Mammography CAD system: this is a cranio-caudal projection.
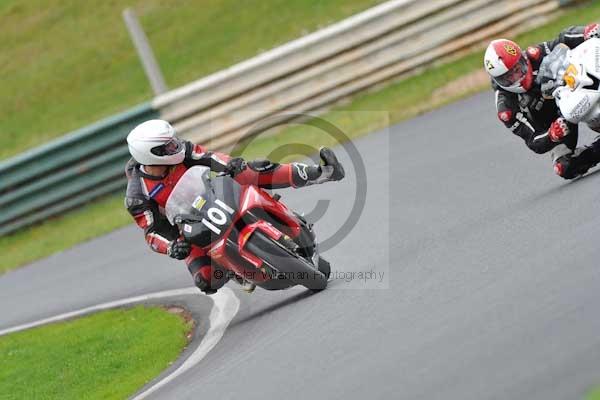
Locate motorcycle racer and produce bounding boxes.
[484,24,600,179]
[124,119,345,294]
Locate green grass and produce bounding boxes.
[587,387,600,400]
[235,0,600,155]
[0,306,192,400]
[2,1,600,275]
[0,0,382,161]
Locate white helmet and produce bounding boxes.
[484,39,533,94]
[127,119,186,165]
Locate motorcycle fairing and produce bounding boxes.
[207,184,304,287]
[174,173,242,247]
[166,166,318,291]
[555,39,600,124]
[237,221,283,268]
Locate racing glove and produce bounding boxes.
[224,157,247,177]
[540,79,558,100]
[549,118,570,143]
[167,239,191,260]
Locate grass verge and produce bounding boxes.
[235,0,600,155]
[0,306,192,400]
[587,387,600,400]
[1,1,600,274]
[0,0,382,161]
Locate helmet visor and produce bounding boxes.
[150,138,184,157]
[494,56,528,88]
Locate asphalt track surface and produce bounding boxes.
[2,92,600,399]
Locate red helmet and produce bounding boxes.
[484,39,533,93]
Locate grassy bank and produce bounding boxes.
[238,0,600,153]
[0,0,382,161]
[2,1,600,274]
[0,306,192,400]
[588,387,600,400]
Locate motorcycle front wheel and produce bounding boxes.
[244,231,328,291]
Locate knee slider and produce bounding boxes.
[193,272,218,294]
[193,272,209,290]
[554,156,577,179]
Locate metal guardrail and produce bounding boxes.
[155,0,567,150]
[0,0,575,236]
[0,103,158,236]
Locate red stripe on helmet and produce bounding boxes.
[492,39,522,70]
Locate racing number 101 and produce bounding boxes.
[202,199,235,235]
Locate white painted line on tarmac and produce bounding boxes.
[0,287,200,337]
[132,286,240,399]
[0,286,241,400]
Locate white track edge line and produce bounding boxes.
[0,286,241,400]
[132,286,240,399]
[0,287,200,336]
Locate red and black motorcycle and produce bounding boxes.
[165,166,331,291]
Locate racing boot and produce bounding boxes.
[291,147,345,186]
[554,154,578,179]
[552,144,577,179]
[574,137,600,170]
[554,138,600,179]
[318,147,345,182]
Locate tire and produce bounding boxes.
[245,231,328,291]
[318,257,331,279]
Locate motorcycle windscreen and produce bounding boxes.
[165,166,212,225]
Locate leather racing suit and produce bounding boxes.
[493,24,600,179]
[125,141,336,293]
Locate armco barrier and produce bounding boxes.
[0,103,158,236]
[155,0,567,149]
[0,0,576,236]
